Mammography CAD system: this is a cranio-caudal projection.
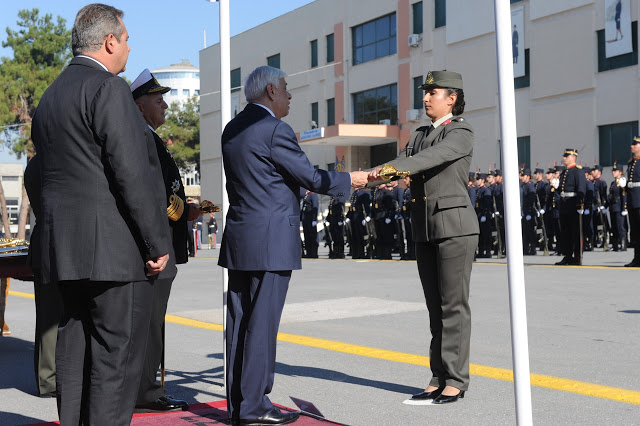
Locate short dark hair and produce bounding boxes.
[72,4,124,56]
[446,88,465,116]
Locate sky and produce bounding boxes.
[0,0,315,164]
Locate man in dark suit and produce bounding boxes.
[130,69,201,412]
[24,155,61,399]
[218,65,368,425]
[31,5,173,425]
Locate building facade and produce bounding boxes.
[0,163,25,236]
[200,0,640,205]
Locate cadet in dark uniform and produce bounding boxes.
[391,180,406,258]
[301,190,319,258]
[347,188,370,259]
[130,69,197,411]
[401,176,415,260]
[327,194,346,258]
[607,162,627,251]
[549,165,565,254]
[494,169,506,256]
[376,183,397,260]
[591,165,609,248]
[625,137,640,267]
[533,168,548,252]
[555,149,586,265]
[371,71,478,403]
[582,167,595,251]
[542,167,558,253]
[371,185,384,258]
[520,169,537,255]
[475,173,492,258]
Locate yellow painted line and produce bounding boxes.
[8,290,34,299]
[10,290,640,405]
[164,315,640,406]
[474,262,634,270]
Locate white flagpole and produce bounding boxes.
[493,1,533,424]
[217,0,231,392]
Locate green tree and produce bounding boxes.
[157,96,200,172]
[0,9,70,238]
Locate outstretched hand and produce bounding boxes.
[350,171,370,189]
[368,167,383,182]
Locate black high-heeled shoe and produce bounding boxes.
[432,390,465,404]
[411,387,444,400]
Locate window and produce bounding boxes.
[311,102,318,126]
[413,76,424,109]
[599,121,639,166]
[327,98,335,126]
[183,89,190,96]
[194,90,200,96]
[597,22,638,72]
[353,83,398,125]
[267,54,280,69]
[231,67,241,93]
[326,33,335,63]
[352,13,397,65]
[154,72,199,79]
[412,2,423,34]
[517,136,531,169]
[170,89,177,96]
[510,0,524,3]
[435,0,446,28]
[6,198,18,225]
[311,39,318,68]
[514,49,530,89]
[327,163,336,172]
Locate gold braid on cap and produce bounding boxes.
[167,194,185,221]
[379,164,410,181]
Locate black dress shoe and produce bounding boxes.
[555,257,570,265]
[432,390,465,404]
[238,407,300,425]
[624,259,640,267]
[411,387,444,400]
[135,395,189,411]
[568,258,581,266]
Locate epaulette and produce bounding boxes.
[576,165,583,169]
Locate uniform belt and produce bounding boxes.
[628,182,640,188]
[560,192,576,197]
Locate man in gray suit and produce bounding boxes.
[371,71,478,404]
[31,4,173,424]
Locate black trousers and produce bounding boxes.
[559,210,581,260]
[137,277,174,404]
[416,234,478,391]
[33,271,62,396]
[226,270,291,420]
[629,207,640,255]
[56,280,152,426]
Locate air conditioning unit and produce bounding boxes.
[408,34,422,47]
[406,109,421,122]
[378,119,391,125]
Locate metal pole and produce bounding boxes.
[493,1,533,424]
[218,0,231,392]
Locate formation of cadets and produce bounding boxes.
[299,142,640,267]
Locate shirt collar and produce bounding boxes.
[252,103,275,118]
[76,55,109,72]
[431,113,454,128]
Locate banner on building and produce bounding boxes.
[511,6,525,78]
[605,0,632,58]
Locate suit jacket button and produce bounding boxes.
[423,196,427,201]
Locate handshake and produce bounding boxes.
[349,165,409,189]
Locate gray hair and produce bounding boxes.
[72,4,124,56]
[244,66,287,102]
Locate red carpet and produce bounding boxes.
[23,400,344,425]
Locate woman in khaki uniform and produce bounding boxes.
[371,71,478,404]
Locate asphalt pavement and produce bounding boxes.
[1,245,639,425]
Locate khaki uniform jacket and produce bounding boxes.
[385,116,479,242]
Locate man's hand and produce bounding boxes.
[368,167,383,182]
[187,203,202,221]
[146,253,169,276]
[350,171,370,189]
